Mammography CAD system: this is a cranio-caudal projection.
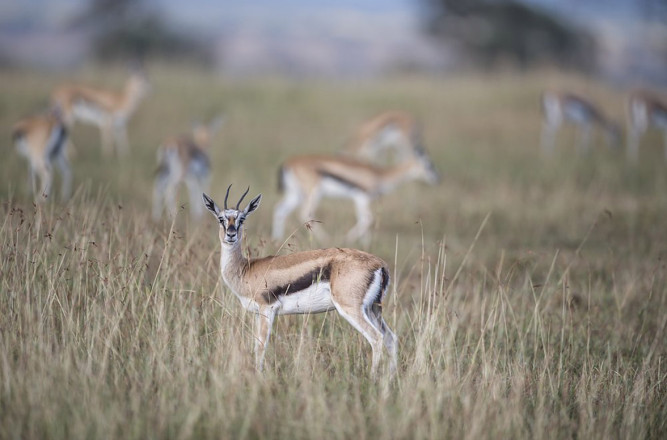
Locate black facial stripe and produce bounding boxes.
[262,265,332,304]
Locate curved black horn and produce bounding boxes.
[236,186,250,210]
[224,184,232,210]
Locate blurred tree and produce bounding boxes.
[420,0,597,70]
[70,0,214,65]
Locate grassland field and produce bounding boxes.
[0,65,665,439]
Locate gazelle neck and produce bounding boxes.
[219,239,245,273]
[119,78,145,116]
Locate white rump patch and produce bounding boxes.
[363,268,383,310]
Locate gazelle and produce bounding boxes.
[203,186,398,375]
[272,146,440,244]
[345,111,423,162]
[152,116,224,221]
[626,90,667,162]
[12,108,72,202]
[51,69,150,155]
[540,90,621,155]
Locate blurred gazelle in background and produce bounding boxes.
[51,68,150,155]
[152,115,224,221]
[540,90,621,155]
[12,107,72,202]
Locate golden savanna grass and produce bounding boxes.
[0,65,665,439]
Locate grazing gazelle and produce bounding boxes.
[12,108,72,202]
[540,90,621,155]
[203,186,398,375]
[152,116,223,221]
[272,146,440,244]
[51,69,150,155]
[626,90,667,162]
[345,111,423,162]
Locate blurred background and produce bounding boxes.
[1,0,666,83]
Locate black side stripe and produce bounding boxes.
[48,125,68,160]
[316,169,365,192]
[262,265,332,304]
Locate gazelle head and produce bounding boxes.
[410,145,440,185]
[203,185,262,247]
[126,68,151,100]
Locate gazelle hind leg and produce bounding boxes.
[152,170,179,221]
[35,164,52,202]
[331,299,384,375]
[28,167,36,196]
[370,303,398,374]
[100,123,114,156]
[627,130,641,162]
[185,174,208,219]
[299,190,329,241]
[152,172,168,221]
[114,124,130,154]
[576,124,592,154]
[55,154,72,201]
[272,187,302,240]
[540,123,557,156]
[362,268,397,374]
[346,194,372,245]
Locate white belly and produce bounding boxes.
[72,103,110,126]
[274,281,335,315]
[320,178,362,199]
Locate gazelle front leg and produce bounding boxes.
[185,175,208,220]
[254,308,276,372]
[114,122,130,155]
[100,122,114,156]
[540,122,558,156]
[332,298,385,376]
[28,166,36,196]
[346,194,373,246]
[35,164,52,202]
[300,190,329,241]
[55,154,72,201]
[627,128,641,163]
[576,124,592,154]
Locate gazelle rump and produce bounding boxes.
[272,147,440,244]
[626,90,667,163]
[345,110,423,162]
[51,70,150,155]
[152,116,223,221]
[12,108,72,202]
[203,186,398,375]
[540,90,621,155]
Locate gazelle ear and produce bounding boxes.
[202,193,221,218]
[245,194,262,215]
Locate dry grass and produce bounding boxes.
[0,65,665,439]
